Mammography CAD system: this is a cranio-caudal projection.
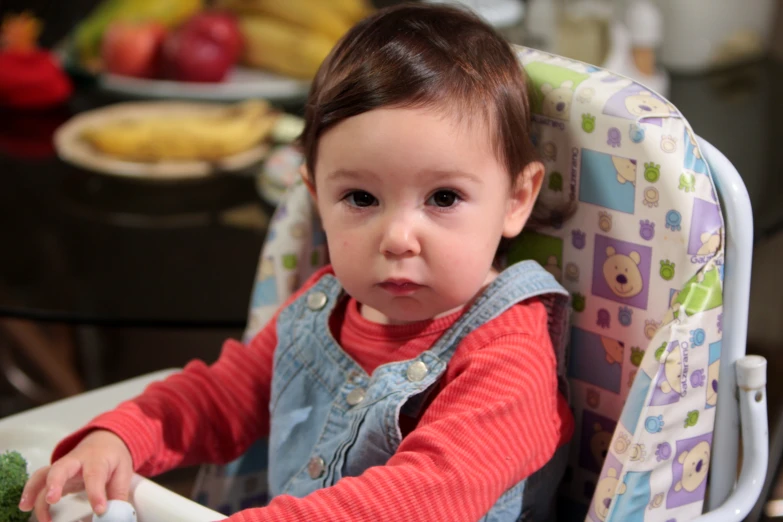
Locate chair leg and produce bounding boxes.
[0,318,85,403]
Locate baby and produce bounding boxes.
[21,3,574,521]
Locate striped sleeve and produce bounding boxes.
[50,267,336,474]
[51,324,278,475]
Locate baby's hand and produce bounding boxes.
[18,430,134,522]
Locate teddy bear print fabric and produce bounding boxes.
[512,47,724,522]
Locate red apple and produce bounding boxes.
[182,11,243,62]
[101,21,166,78]
[161,11,243,83]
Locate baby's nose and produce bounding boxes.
[380,214,421,257]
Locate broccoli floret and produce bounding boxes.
[0,450,29,522]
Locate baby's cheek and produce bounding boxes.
[442,255,489,290]
[324,230,347,251]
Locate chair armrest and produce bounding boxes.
[131,474,227,521]
[692,355,769,522]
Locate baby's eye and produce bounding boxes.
[427,190,460,208]
[345,190,377,207]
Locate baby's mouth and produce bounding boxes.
[378,279,424,296]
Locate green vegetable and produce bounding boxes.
[0,450,29,522]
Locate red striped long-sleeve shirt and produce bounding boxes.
[53,266,574,521]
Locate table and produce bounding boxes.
[0,85,274,402]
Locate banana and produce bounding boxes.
[127,0,203,27]
[81,100,279,162]
[73,0,125,65]
[330,0,374,23]
[217,0,352,40]
[73,0,203,64]
[239,16,336,79]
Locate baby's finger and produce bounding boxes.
[82,460,110,515]
[45,458,83,505]
[19,466,49,511]
[106,464,132,502]
[34,487,54,522]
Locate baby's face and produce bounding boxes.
[311,107,527,324]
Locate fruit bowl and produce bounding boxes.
[88,9,311,104]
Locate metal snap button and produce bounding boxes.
[346,388,366,406]
[307,291,328,311]
[307,456,325,479]
[406,360,429,382]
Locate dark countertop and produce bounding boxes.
[0,154,270,327]
[668,58,783,243]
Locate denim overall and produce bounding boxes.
[268,260,571,521]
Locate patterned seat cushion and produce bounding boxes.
[515,47,723,522]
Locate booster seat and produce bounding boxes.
[0,46,765,522]
[191,46,769,522]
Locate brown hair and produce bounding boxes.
[298,2,538,186]
[298,2,574,233]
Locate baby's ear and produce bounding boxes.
[503,161,545,237]
[300,164,316,199]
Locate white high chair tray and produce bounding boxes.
[0,369,226,522]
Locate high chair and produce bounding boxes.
[0,47,767,522]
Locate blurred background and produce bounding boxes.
[0,0,781,519]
